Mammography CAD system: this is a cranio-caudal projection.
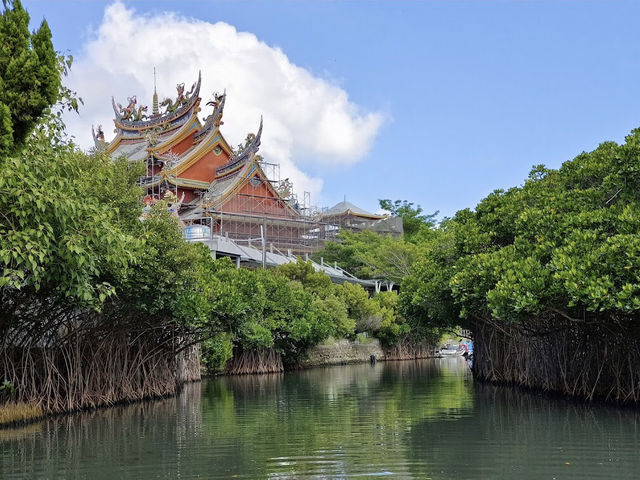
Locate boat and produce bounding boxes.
[438,344,464,356]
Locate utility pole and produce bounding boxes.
[260,218,267,269]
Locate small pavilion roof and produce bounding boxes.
[323,201,386,220]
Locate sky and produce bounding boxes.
[22,0,640,218]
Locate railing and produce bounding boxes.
[137,175,161,186]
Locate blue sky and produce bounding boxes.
[23,0,640,218]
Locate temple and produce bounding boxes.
[95,71,321,254]
[94,72,401,258]
[320,201,403,240]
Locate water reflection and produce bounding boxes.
[1,359,639,479]
[410,382,640,479]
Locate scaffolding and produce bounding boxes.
[139,153,178,203]
[320,208,403,240]
[180,158,329,255]
[174,156,401,254]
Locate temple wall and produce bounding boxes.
[221,181,291,217]
[180,151,219,183]
[170,132,196,156]
[178,188,198,204]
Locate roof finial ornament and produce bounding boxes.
[91,124,106,150]
[152,67,159,116]
[205,89,226,127]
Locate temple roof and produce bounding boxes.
[216,116,262,176]
[101,72,299,222]
[201,156,298,216]
[149,113,201,154]
[203,158,264,207]
[110,141,149,161]
[323,201,386,220]
[111,71,202,134]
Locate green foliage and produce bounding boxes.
[198,259,360,367]
[379,198,438,241]
[372,291,410,346]
[201,333,234,374]
[0,0,61,155]
[313,236,368,277]
[313,210,446,347]
[312,295,353,339]
[0,380,15,396]
[114,202,218,326]
[0,136,138,307]
[276,258,336,297]
[400,226,461,332]
[400,126,640,338]
[0,379,17,406]
[451,134,640,322]
[340,282,380,333]
[314,230,421,284]
[274,259,361,348]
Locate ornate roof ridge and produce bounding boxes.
[112,71,202,131]
[195,90,226,140]
[148,112,201,154]
[216,116,263,175]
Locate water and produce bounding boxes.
[2,358,640,479]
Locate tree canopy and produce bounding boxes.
[379,199,438,241]
[0,0,61,156]
[398,129,640,338]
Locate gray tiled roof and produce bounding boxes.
[323,201,382,218]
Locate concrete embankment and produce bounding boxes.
[299,338,385,368]
[298,338,439,368]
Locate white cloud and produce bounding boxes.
[65,2,384,199]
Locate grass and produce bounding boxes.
[0,402,43,427]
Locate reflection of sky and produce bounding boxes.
[3,359,639,479]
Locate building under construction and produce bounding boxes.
[94,72,401,258]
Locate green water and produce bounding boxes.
[2,358,640,479]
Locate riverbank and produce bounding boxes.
[0,342,201,429]
[299,337,438,368]
[299,337,385,367]
[1,338,437,429]
[473,319,640,405]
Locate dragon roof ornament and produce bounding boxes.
[91,124,107,151]
[112,71,202,130]
[195,89,226,140]
[215,116,263,176]
[234,115,262,160]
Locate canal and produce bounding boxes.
[2,359,640,479]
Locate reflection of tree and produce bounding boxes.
[197,360,474,478]
[0,390,203,479]
[4,361,640,478]
[408,382,640,480]
[1,360,476,479]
